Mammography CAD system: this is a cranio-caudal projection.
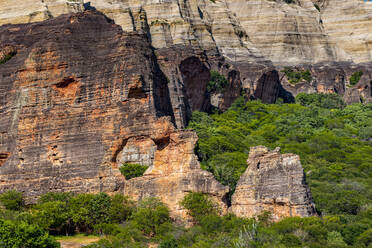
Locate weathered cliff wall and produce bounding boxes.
[0,1,370,220]
[1,0,370,104]
[0,12,228,217]
[1,0,371,65]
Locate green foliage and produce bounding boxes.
[281,67,312,84]
[188,95,372,246]
[0,190,24,211]
[207,71,228,93]
[0,53,15,65]
[132,198,171,236]
[1,190,370,248]
[0,219,60,248]
[32,201,71,234]
[314,3,320,11]
[38,192,73,204]
[349,71,363,86]
[159,237,178,248]
[109,195,134,223]
[119,163,148,180]
[295,93,346,109]
[181,192,218,223]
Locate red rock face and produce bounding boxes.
[0,11,229,217]
[0,10,364,220]
[0,11,175,201]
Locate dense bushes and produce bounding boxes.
[1,189,371,247]
[0,52,16,65]
[188,94,371,245]
[119,163,148,180]
[0,219,60,248]
[181,192,219,222]
[0,190,24,211]
[295,93,345,109]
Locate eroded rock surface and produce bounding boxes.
[124,130,229,219]
[1,0,371,104]
[1,0,371,65]
[230,146,316,220]
[0,11,228,216]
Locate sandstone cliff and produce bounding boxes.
[1,0,371,65]
[230,146,316,220]
[1,0,371,104]
[0,0,369,221]
[0,12,228,217]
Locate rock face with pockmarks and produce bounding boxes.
[230,146,316,220]
[0,11,228,216]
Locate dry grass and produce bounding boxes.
[55,234,100,248]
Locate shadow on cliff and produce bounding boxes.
[83,2,96,11]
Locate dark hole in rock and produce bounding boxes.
[153,136,170,151]
[128,87,147,99]
[0,153,10,166]
[257,162,260,169]
[55,77,76,88]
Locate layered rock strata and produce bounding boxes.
[1,0,371,65]
[1,0,371,104]
[0,11,228,216]
[279,62,372,104]
[230,146,316,220]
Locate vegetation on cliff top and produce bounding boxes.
[281,67,312,84]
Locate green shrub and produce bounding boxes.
[295,93,345,109]
[89,193,112,225]
[181,192,219,222]
[132,198,171,236]
[0,190,24,211]
[349,71,363,86]
[314,3,320,11]
[0,219,60,248]
[33,201,71,234]
[119,163,148,180]
[282,67,312,84]
[38,192,73,204]
[159,237,179,248]
[109,194,134,223]
[0,53,16,65]
[356,228,372,247]
[207,71,228,93]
